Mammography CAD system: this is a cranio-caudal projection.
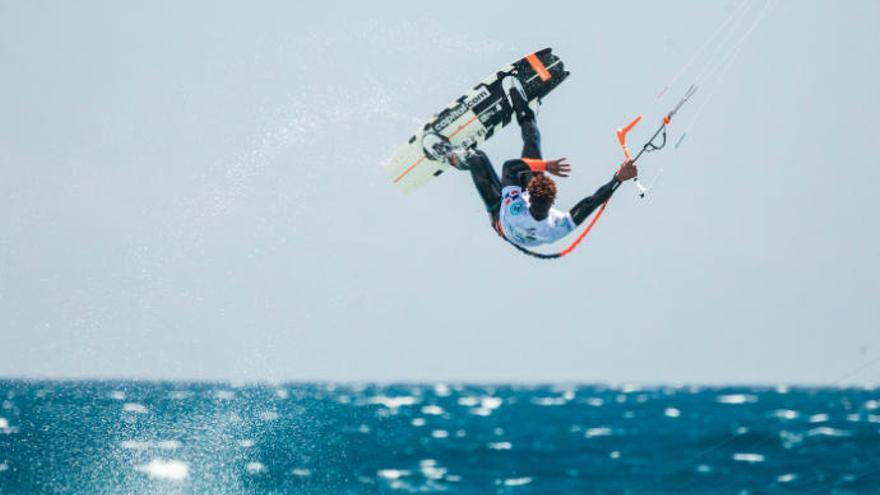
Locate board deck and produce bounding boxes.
[385,48,570,193]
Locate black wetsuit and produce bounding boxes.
[463,101,620,230]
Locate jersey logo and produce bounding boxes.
[509,202,524,216]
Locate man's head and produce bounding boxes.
[527,174,557,220]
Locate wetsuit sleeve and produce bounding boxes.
[501,159,535,189]
[569,174,620,226]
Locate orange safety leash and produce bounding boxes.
[558,199,610,257]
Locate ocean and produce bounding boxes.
[0,381,877,494]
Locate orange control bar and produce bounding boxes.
[616,115,642,161]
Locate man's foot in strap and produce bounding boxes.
[424,132,471,170]
[502,75,535,124]
[447,147,475,171]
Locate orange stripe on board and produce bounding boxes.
[526,53,551,82]
[394,114,479,185]
[448,115,478,139]
[393,155,426,184]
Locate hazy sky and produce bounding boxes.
[1,1,878,384]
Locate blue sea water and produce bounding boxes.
[0,381,877,494]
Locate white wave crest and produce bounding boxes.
[488,441,512,450]
[807,427,851,437]
[732,453,765,463]
[717,394,757,405]
[135,459,189,481]
[503,477,532,486]
[585,427,613,438]
[368,396,418,409]
[122,403,148,414]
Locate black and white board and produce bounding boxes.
[386,48,570,192]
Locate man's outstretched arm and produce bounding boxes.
[569,160,637,225]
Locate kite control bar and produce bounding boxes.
[616,115,642,162]
[616,85,698,196]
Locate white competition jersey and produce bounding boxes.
[498,185,575,247]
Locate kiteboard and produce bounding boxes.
[385,48,570,193]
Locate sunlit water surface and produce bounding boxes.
[0,381,878,494]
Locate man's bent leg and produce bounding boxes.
[520,119,542,160]
[510,88,542,160]
[466,150,503,216]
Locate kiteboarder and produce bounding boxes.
[449,77,638,247]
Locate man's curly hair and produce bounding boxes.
[527,174,557,209]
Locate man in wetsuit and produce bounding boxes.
[449,76,638,247]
